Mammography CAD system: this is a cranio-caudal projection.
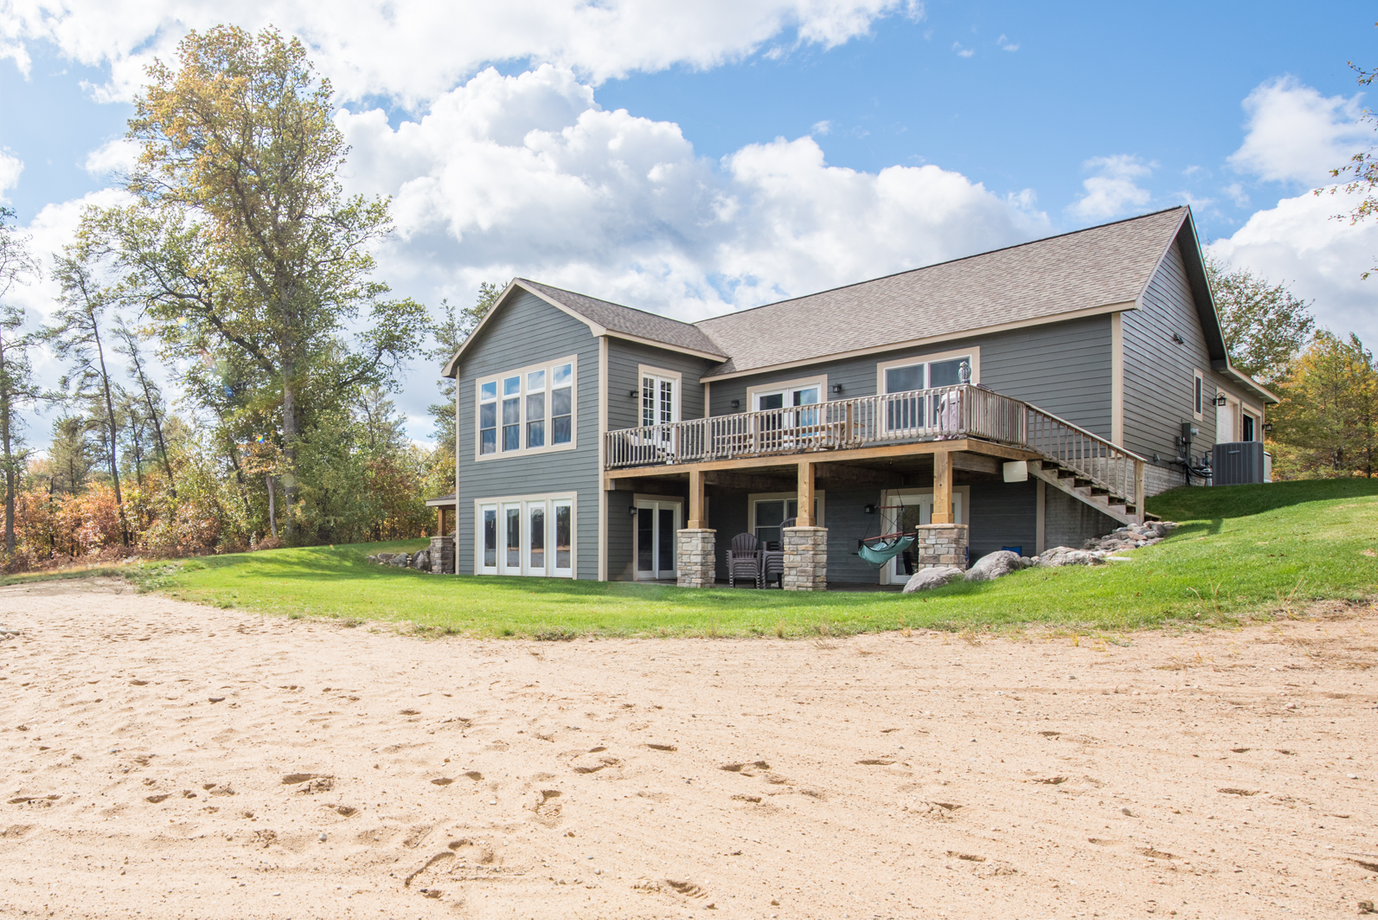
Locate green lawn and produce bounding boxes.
[81,478,1378,638]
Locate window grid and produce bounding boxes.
[476,358,576,459]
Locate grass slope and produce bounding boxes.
[119,478,1378,638]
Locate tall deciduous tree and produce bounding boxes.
[113,319,176,496]
[1323,40,1378,276]
[0,207,41,555]
[1271,331,1378,478]
[96,25,426,539]
[1205,256,1314,382]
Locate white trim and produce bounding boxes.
[631,496,683,581]
[701,301,1135,383]
[747,374,828,411]
[1215,386,1242,443]
[1110,313,1124,446]
[1192,368,1205,422]
[875,346,981,393]
[637,363,683,426]
[473,491,577,578]
[474,355,578,462]
[597,336,608,582]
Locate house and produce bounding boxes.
[438,206,1276,589]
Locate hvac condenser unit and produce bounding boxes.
[1212,441,1267,486]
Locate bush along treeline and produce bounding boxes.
[0,26,459,571]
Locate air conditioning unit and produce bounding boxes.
[1212,441,1267,486]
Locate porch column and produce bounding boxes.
[784,459,827,590]
[688,469,707,529]
[678,469,716,588]
[932,449,954,525]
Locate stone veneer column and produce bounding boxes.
[782,526,828,591]
[676,529,716,588]
[429,536,455,574]
[914,524,969,570]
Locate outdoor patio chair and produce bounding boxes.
[726,532,762,589]
[762,547,784,588]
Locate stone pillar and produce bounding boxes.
[915,523,968,571]
[782,525,828,591]
[429,536,455,574]
[677,529,716,588]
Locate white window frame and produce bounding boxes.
[748,490,826,548]
[474,356,577,461]
[474,492,576,578]
[637,364,682,428]
[875,346,981,394]
[747,375,828,412]
[632,495,682,581]
[1192,369,1205,421]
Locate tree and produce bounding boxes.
[1205,256,1314,382]
[1322,38,1378,276]
[0,207,41,555]
[427,282,502,450]
[113,319,176,496]
[49,249,129,544]
[94,25,426,540]
[1270,331,1378,478]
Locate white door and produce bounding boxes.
[880,490,965,585]
[550,499,573,578]
[1217,397,1237,444]
[634,500,680,580]
[478,503,499,574]
[500,502,523,575]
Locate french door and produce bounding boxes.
[879,489,964,585]
[634,500,680,580]
[478,496,573,577]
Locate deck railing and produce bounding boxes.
[605,384,1148,509]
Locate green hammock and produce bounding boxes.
[858,534,915,566]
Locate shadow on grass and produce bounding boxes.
[1148,478,1378,523]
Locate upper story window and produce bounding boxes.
[640,366,681,428]
[877,350,977,431]
[477,357,576,459]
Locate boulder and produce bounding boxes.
[411,550,430,571]
[390,553,410,568]
[902,565,964,594]
[375,553,395,563]
[964,550,1027,582]
[1035,546,1105,567]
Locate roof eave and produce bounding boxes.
[441,279,609,378]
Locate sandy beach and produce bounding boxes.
[0,578,1374,919]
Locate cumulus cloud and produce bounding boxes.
[1069,154,1153,220]
[0,150,23,202]
[1208,186,1378,345]
[83,137,140,178]
[337,65,1048,325]
[4,0,923,106]
[1228,76,1372,186]
[997,34,1018,51]
[951,41,974,58]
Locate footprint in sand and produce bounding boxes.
[145,794,170,804]
[430,777,454,786]
[282,773,335,794]
[463,771,483,781]
[572,756,620,775]
[666,879,709,899]
[533,789,563,826]
[646,743,677,752]
[720,760,770,774]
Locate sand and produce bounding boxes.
[0,578,1374,919]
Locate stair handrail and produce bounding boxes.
[1022,401,1148,509]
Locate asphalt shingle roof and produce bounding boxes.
[694,207,1188,376]
[519,279,727,359]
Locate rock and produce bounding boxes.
[376,553,395,563]
[411,550,430,571]
[964,550,1026,582]
[1034,546,1106,567]
[390,553,410,568]
[903,566,964,594]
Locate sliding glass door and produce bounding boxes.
[476,496,574,578]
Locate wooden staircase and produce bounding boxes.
[1022,405,1148,526]
[1027,458,1143,526]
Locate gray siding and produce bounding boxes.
[968,480,1038,559]
[606,340,713,430]
[708,316,1115,440]
[1044,488,1119,549]
[455,290,601,580]
[1125,240,1223,472]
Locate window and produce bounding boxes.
[1192,370,1205,420]
[476,494,574,577]
[640,368,680,428]
[749,492,825,550]
[878,352,974,433]
[633,499,680,581]
[1242,413,1256,442]
[748,377,825,440]
[476,357,576,458]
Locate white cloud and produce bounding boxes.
[337,65,1048,327]
[811,119,832,136]
[4,0,923,107]
[1069,154,1153,220]
[83,137,139,177]
[951,41,974,58]
[997,34,1018,52]
[1228,76,1372,186]
[1208,185,1378,345]
[0,149,23,202]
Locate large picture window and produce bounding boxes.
[476,493,575,577]
[877,350,977,433]
[475,357,577,459]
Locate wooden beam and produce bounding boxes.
[951,451,1000,475]
[603,437,1039,481]
[932,450,954,524]
[796,460,816,526]
[813,463,893,487]
[688,469,706,529]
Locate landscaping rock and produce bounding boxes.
[390,553,410,568]
[964,550,1027,582]
[411,550,430,571]
[902,566,963,593]
[1034,546,1106,567]
[376,553,395,564]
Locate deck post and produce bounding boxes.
[688,469,706,530]
[796,460,815,527]
[932,449,954,524]
[1134,459,1146,524]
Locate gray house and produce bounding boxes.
[439,206,1275,589]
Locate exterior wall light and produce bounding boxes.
[1172,332,1185,345]
[730,399,740,410]
[629,505,639,517]
[830,384,843,394]
[1214,394,1228,406]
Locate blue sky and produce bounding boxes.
[2,1,1377,447]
